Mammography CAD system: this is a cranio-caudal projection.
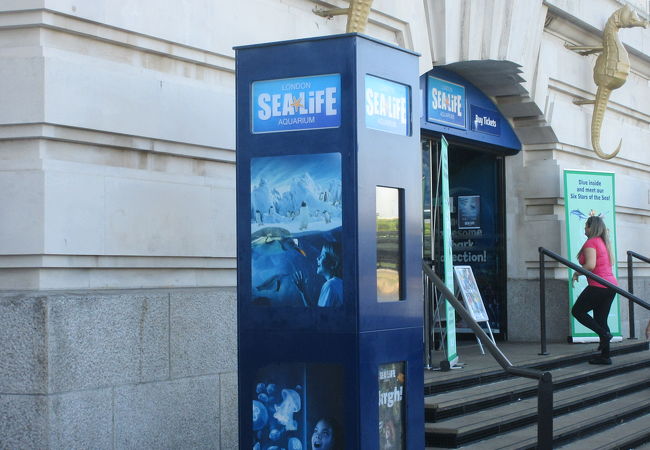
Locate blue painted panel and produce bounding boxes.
[365,75,410,135]
[421,67,521,153]
[470,104,500,136]
[359,327,424,449]
[355,37,423,333]
[252,74,341,133]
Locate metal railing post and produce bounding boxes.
[537,371,554,449]
[627,251,636,339]
[539,248,548,355]
[423,262,554,448]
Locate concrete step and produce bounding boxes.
[425,351,650,421]
[424,369,650,447]
[424,340,649,395]
[556,414,650,450]
[426,387,650,449]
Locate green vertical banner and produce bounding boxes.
[441,136,457,363]
[564,170,620,342]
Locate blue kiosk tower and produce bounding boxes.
[235,34,423,449]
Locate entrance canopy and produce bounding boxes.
[420,67,522,154]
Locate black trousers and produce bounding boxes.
[571,285,616,355]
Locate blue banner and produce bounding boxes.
[252,74,341,133]
[427,76,466,129]
[365,75,409,136]
[470,105,500,136]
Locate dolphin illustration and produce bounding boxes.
[570,209,588,220]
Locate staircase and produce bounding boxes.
[424,341,650,449]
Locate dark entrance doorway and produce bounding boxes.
[422,136,507,337]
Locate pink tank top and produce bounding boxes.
[578,237,617,288]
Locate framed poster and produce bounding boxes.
[250,153,343,308]
[453,265,489,323]
[457,195,480,229]
[378,362,405,450]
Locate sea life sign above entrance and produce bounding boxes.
[426,76,466,129]
[420,68,521,154]
[252,74,341,133]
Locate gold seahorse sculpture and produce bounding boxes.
[566,5,647,160]
[313,0,374,33]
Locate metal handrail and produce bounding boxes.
[538,247,650,353]
[627,250,650,339]
[422,262,553,449]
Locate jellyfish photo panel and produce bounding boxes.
[235,33,423,448]
[252,363,345,450]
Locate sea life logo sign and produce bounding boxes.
[564,170,620,341]
[427,76,466,129]
[253,363,344,450]
[365,75,410,136]
[251,153,343,307]
[252,74,341,133]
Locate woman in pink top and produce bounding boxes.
[571,216,617,365]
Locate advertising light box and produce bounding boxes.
[426,76,466,129]
[236,34,423,449]
[365,75,410,136]
[252,74,341,133]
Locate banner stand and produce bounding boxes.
[563,170,621,343]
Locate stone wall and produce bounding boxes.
[508,276,650,342]
[0,287,237,449]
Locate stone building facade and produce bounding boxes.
[1,0,648,447]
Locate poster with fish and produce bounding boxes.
[378,362,405,450]
[457,195,480,229]
[563,170,620,341]
[253,363,344,450]
[251,153,343,307]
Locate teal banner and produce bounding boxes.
[441,136,457,362]
[564,170,620,342]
